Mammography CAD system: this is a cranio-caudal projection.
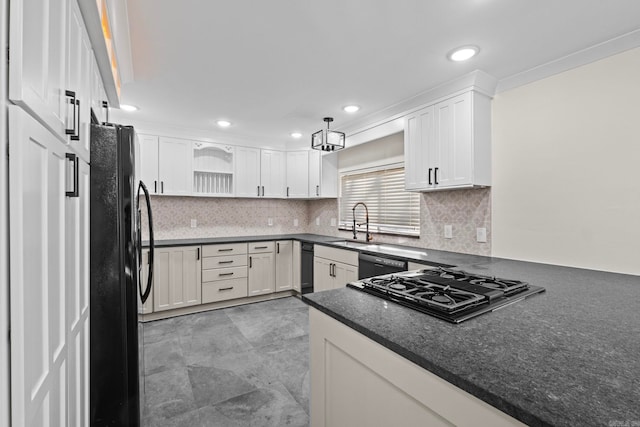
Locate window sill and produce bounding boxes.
[338,226,420,239]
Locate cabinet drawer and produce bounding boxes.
[248,241,275,254]
[202,266,247,282]
[202,278,248,303]
[202,243,248,257]
[315,245,359,267]
[202,254,247,269]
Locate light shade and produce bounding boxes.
[447,46,479,62]
[312,117,345,152]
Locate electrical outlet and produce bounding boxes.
[331,218,336,227]
[444,224,453,239]
[293,218,299,227]
[268,218,273,226]
[476,227,487,243]
[190,219,197,228]
[316,217,320,226]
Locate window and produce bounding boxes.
[339,165,420,236]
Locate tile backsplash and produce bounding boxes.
[144,188,491,256]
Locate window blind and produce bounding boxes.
[339,167,420,236]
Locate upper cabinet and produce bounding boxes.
[260,150,286,198]
[138,134,160,194]
[286,151,309,198]
[137,134,193,196]
[192,142,234,197]
[404,90,491,191]
[308,150,338,198]
[9,0,93,162]
[235,146,261,197]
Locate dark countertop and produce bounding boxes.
[304,254,640,427]
[145,233,344,248]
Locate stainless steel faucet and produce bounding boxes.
[352,202,373,242]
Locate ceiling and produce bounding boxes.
[111,0,640,149]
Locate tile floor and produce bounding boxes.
[142,296,310,427]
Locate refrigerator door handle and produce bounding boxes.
[137,180,154,304]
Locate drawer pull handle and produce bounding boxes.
[254,246,268,249]
[218,260,234,264]
[219,272,234,277]
[218,248,233,252]
[219,287,234,291]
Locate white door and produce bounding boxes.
[153,246,201,311]
[138,134,159,194]
[286,151,308,198]
[9,106,70,427]
[313,257,333,292]
[158,137,192,195]
[248,253,275,296]
[333,262,358,290]
[433,93,472,188]
[308,150,321,198]
[9,0,69,141]
[404,106,434,190]
[235,146,261,197]
[260,149,286,198]
[275,241,293,291]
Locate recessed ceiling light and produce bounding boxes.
[216,120,231,128]
[291,132,302,138]
[343,105,360,113]
[447,46,479,62]
[120,104,138,112]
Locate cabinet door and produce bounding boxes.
[9,106,71,427]
[404,106,434,190]
[308,150,321,197]
[9,0,68,141]
[66,0,92,162]
[138,134,159,194]
[248,252,275,296]
[292,241,301,292]
[158,137,192,195]
[286,151,309,198]
[333,262,358,290]
[433,93,472,188]
[140,250,154,314]
[309,150,338,198]
[235,146,261,197]
[261,149,286,198]
[153,246,201,311]
[313,257,333,292]
[90,56,108,124]
[275,241,293,291]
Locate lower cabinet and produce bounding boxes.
[201,243,249,303]
[292,241,302,292]
[313,245,358,292]
[248,242,275,296]
[140,249,154,314]
[275,240,293,291]
[310,308,525,427]
[153,245,202,312]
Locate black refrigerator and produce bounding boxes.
[89,123,154,426]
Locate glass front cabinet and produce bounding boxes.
[192,142,235,196]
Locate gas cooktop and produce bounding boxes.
[347,267,545,323]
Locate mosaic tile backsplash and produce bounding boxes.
[144,188,491,256]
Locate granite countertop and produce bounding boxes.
[144,233,344,248]
[304,254,640,427]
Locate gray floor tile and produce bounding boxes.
[144,337,185,375]
[188,364,258,408]
[232,309,308,348]
[144,366,196,420]
[180,323,254,366]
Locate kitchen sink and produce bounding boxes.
[330,240,427,258]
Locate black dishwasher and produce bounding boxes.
[358,253,407,279]
[301,243,314,294]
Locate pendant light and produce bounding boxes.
[311,117,345,152]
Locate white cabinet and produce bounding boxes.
[308,150,338,198]
[235,146,261,197]
[153,246,202,312]
[90,55,108,124]
[404,91,491,191]
[248,242,275,296]
[275,240,293,291]
[292,241,302,293]
[201,243,248,304]
[192,142,234,197]
[8,106,89,427]
[138,134,160,194]
[9,0,93,162]
[260,149,286,198]
[286,151,309,198]
[140,249,154,314]
[310,308,525,427]
[313,245,358,292]
[137,135,193,196]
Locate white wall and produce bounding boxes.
[492,47,640,275]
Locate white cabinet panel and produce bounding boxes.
[158,137,193,195]
[308,150,338,198]
[248,251,275,296]
[260,149,286,198]
[235,146,261,197]
[286,151,309,198]
[153,246,202,312]
[138,134,159,194]
[275,241,293,291]
[292,241,301,292]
